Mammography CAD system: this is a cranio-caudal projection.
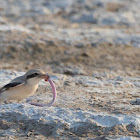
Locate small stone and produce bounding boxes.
[70,14,97,23]
[116,76,124,81]
[75,43,84,48]
[130,98,140,105]
[63,66,86,75]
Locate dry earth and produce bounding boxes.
[0,0,140,139]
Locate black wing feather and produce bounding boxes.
[0,82,22,93]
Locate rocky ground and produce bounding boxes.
[0,0,140,139]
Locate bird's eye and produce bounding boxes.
[34,73,39,76]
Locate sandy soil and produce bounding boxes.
[0,0,140,139]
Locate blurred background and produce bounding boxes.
[0,0,139,76]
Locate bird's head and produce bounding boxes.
[25,69,49,85]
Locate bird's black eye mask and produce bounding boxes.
[27,73,40,79]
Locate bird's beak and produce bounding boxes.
[41,74,50,81]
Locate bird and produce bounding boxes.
[0,69,49,103]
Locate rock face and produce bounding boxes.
[0,70,140,139]
[0,104,140,139]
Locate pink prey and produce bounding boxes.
[29,75,57,107]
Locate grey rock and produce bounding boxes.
[130,98,140,105]
[116,76,124,81]
[133,82,140,87]
[63,66,86,75]
[101,16,117,25]
[0,104,139,138]
[78,79,100,87]
[70,13,97,23]
[106,136,140,140]
[0,70,140,139]
[75,43,84,48]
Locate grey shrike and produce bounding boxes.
[0,69,49,103]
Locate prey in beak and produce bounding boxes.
[40,74,50,81]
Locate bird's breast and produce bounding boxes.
[21,84,38,96]
[0,84,38,101]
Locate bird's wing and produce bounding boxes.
[0,77,25,93]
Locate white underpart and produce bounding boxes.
[0,84,38,102]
